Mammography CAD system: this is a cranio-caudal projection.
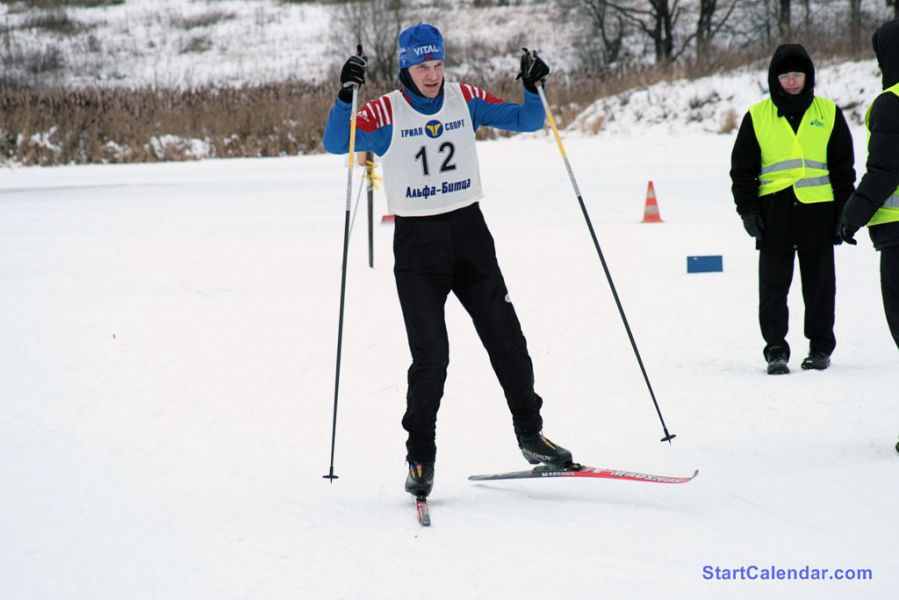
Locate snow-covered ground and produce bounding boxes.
[1,118,897,598]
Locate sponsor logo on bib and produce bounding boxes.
[425,120,444,138]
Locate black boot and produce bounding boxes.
[800,351,830,370]
[405,461,435,497]
[765,347,789,375]
[517,433,574,468]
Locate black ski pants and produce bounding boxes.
[393,203,543,463]
[758,244,836,360]
[880,245,899,351]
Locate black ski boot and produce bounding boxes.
[405,461,435,497]
[518,433,575,468]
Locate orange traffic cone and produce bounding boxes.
[641,181,662,223]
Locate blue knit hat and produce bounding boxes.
[398,23,444,69]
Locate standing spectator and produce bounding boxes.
[840,19,899,352]
[731,44,856,375]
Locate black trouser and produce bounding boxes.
[393,203,543,462]
[881,245,899,351]
[758,244,836,360]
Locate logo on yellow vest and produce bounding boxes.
[809,119,825,128]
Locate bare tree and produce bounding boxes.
[849,0,862,52]
[580,0,742,66]
[696,0,716,56]
[605,0,680,64]
[778,0,791,39]
[563,0,627,71]
[696,0,740,60]
[335,0,406,85]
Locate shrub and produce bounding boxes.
[21,9,86,34]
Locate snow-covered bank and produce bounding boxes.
[569,59,884,136]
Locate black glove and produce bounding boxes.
[833,217,843,246]
[338,45,366,103]
[742,213,765,240]
[516,48,550,93]
[838,217,859,245]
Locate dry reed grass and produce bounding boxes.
[1,81,335,165]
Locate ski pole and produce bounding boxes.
[535,78,676,444]
[366,152,375,269]
[324,45,364,482]
[348,167,367,239]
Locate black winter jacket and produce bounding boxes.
[730,44,856,251]
[842,19,899,251]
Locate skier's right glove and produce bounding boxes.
[742,213,765,240]
[338,45,367,103]
[517,48,550,93]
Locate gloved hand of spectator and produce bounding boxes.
[839,217,859,246]
[742,213,765,240]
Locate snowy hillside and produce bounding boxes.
[0,0,335,87]
[568,59,884,136]
[0,0,579,88]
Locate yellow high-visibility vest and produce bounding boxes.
[749,97,836,203]
[865,83,899,227]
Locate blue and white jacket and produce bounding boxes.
[323,82,545,156]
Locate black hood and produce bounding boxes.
[873,19,899,89]
[767,44,815,116]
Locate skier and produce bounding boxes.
[730,44,856,375]
[323,23,576,499]
[839,19,899,353]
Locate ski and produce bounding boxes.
[415,495,431,526]
[468,465,699,484]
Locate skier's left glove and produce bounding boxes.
[338,45,367,103]
[516,48,550,93]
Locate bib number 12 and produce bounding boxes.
[414,142,456,176]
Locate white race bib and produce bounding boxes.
[381,83,484,216]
